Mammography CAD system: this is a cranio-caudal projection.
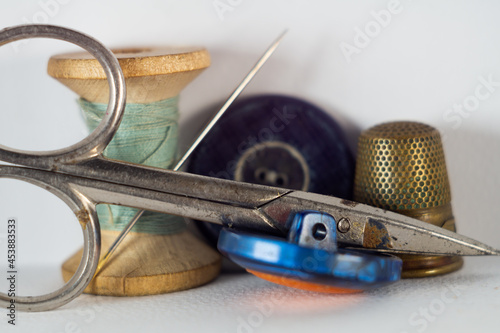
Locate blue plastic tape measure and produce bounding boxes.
[217,211,402,293]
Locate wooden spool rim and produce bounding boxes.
[47,46,211,79]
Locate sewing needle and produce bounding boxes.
[95,30,288,275]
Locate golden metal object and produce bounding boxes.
[354,121,463,278]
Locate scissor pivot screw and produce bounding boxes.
[337,218,351,233]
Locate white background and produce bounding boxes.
[0,0,499,332]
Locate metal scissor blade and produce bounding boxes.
[361,214,500,256]
[258,191,500,256]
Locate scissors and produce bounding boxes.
[0,24,498,312]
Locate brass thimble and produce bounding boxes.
[354,121,463,278]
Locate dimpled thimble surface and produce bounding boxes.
[354,121,463,278]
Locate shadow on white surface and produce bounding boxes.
[1,257,499,333]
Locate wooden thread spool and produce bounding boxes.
[47,47,221,296]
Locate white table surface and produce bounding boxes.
[0,0,500,332]
[2,257,500,333]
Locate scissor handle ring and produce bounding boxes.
[0,24,124,311]
[0,165,101,312]
[0,24,126,169]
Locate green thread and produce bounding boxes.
[79,97,186,235]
